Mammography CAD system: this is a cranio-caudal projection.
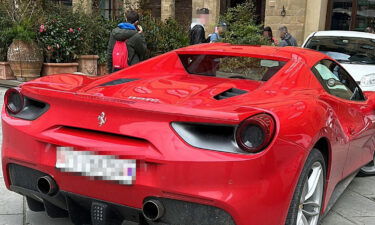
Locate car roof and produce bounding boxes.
[312,30,375,39]
[176,43,327,67]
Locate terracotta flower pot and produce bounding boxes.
[7,40,43,81]
[78,55,99,76]
[0,62,15,80]
[97,63,109,76]
[42,63,79,76]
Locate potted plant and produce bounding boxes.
[2,0,44,82]
[37,9,82,76]
[6,20,43,82]
[76,12,111,76]
[97,54,109,76]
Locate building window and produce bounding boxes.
[328,0,375,31]
[356,0,375,30]
[96,0,123,20]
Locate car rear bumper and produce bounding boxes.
[2,112,307,225]
[8,164,234,225]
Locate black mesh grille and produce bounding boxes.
[99,78,138,87]
[151,197,236,225]
[8,164,48,191]
[214,88,248,100]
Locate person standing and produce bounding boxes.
[189,8,210,45]
[209,22,227,43]
[107,11,147,73]
[278,26,297,47]
[263,26,278,46]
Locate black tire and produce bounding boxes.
[285,148,326,225]
[358,153,375,176]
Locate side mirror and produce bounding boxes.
[327,78,337,88]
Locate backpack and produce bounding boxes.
[112,40,129,70]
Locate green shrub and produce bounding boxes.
[221,0,267,45]
[77,10,116,64]
[5,19,37,42]
[140,13,189,58]
[37,4,83,63]
[0,11,12,61]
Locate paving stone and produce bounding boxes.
[354,217,375,225]
[0,214,23,225]
[321,211,357,225]
[348,176,375,198]
[330,189,375,219]
[0,179,23,215]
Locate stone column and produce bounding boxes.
[124,0,140,11]
[72,0,92,14]
[304,0,328,40]
[161,0,175,20]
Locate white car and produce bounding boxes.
[302,31,375,91]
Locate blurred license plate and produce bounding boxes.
[56,147,136,185]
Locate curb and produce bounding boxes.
[0,80,22,88]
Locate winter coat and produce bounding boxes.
[107,24,147,72]
[189,24,207,45]
[279,33,298,47]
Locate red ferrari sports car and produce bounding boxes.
[2,43,375,225]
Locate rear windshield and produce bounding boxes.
[179,54,286,81]
[305,36,375,65]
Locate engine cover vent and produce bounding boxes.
[100,78,138,87]
[214,88,248,100]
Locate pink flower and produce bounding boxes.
[39,24,45,33]
[47,46,52,50]
[68,28,74,33]
[78,28,81,31]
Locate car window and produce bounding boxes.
[312,60,365,101]
[179,54,287,81]
[305,36,375,65]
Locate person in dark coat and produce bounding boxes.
[189,8,210,45]
[107,11,147,73]
[278,26,298,47]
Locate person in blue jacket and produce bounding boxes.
[209,22,227,43]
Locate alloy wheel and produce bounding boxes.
[361,154,375,174]
[297,162,324,225]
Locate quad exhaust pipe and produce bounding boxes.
[142,199,165,221]
[37,176,57,196]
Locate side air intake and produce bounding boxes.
[100,78,138,87]
[214,88,248,100]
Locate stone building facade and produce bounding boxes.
[264,0,329,45]
[69,0,375,45]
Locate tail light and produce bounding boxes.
[5,88,24,114]
[235,113,276,153]
[4,88,49,120]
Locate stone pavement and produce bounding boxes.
[0,87,374,225]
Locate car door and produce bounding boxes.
[312,59,374,177]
